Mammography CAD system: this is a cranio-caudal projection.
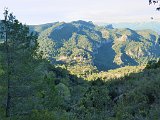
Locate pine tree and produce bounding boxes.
[1,8,11,117]
[0,8,38,117]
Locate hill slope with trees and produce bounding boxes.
[31,20,160,78]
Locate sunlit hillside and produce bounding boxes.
[31,21,160,78]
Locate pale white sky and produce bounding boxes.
[0,0,159,25]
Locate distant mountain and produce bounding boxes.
[99,22,160,34]
[29,22,58,33]
[30,20,160,76]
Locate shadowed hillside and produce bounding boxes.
[31,20,160,78]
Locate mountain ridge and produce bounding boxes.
[30,21,160,34]
[30,20,160,77]
[98,21,160,34]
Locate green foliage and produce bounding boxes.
[54,83,71,107]
[145,59,160,69]
[80,82,111,111]
[87,66,145,81]
[115,78,160,119]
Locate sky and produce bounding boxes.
[0,0,160,25]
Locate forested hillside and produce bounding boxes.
[32,20,160,78]
[0,10,160,120]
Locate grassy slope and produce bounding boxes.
[87,65,145,81]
